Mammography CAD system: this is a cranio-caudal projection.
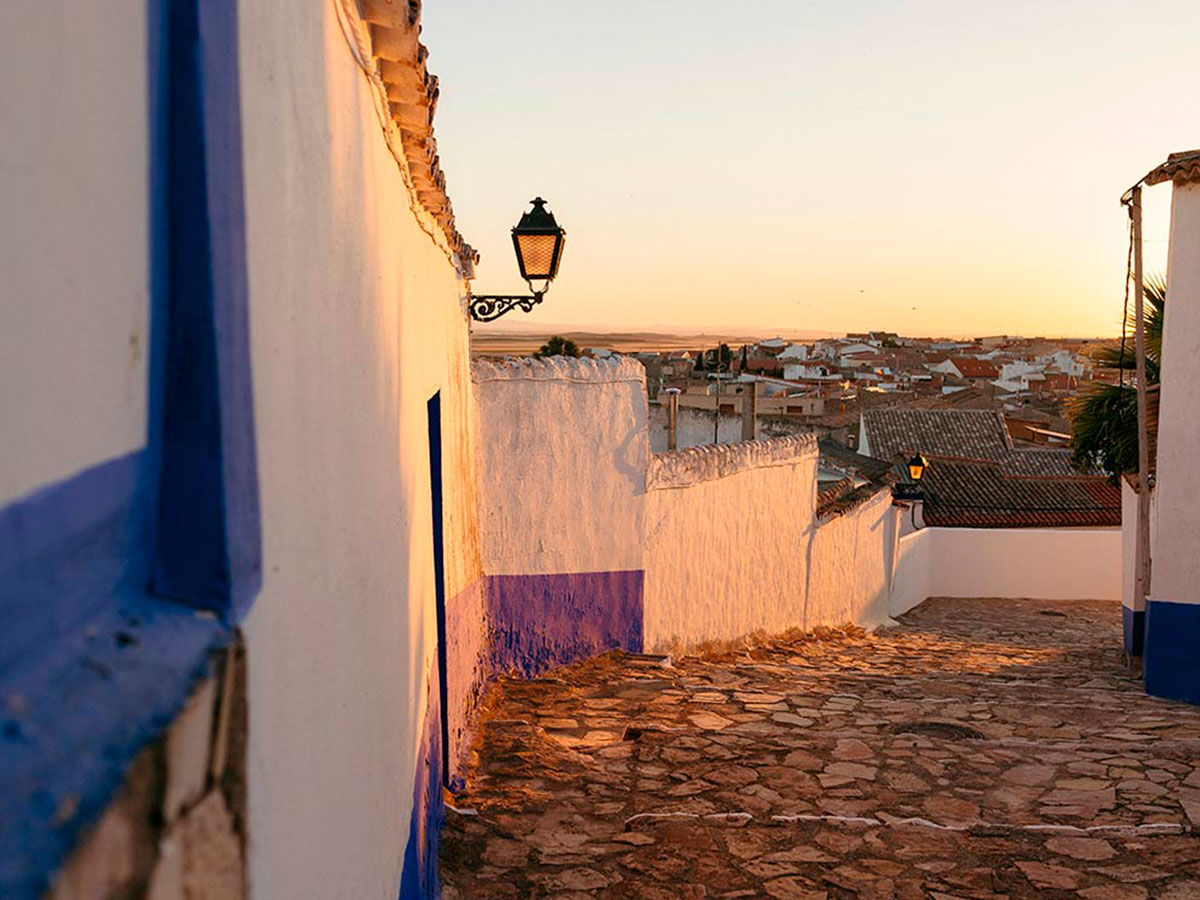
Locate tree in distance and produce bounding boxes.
[534,335,581,359]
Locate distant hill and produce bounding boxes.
[470,328,837,356]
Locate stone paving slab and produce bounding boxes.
[441,598,1200,899]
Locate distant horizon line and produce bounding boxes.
[471,322,1119,343]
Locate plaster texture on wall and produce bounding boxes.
[235,5,479,898]
[1120,479,1157,654]
[890,529,933,617]
[929,528,1120,600]
[488,571,644,677]
[473,356,649,576]
[472,356,648,677]
[647,434,817,491]
[648,405,744,452]
[806,489,897,630]
[445,578,488,777]
[1150,182,1200,610]
[889,527,1121,617]
[642,438,820,650]
[0,1,149,504]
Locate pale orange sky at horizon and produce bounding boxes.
[422,1,1193,338]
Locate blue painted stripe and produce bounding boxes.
[0,597,227,897]
[444,577,489,786]
[487,570,645,678]
[399,684,444,900]
[1144,599,1200,706]
[0,452,148,679]
[1122,605,1145,658]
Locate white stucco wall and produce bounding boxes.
[642,437,819,649]
[807,489,898,630]
[1149,182,1200,608]
[648,404,742,452]
[889,527,1121,616]
[890,529,934,616]
[1121,479,1158,614]
[930,527,1120,600]
[236,5,478,898]
[0,1,150,503]
[473,357,649,576]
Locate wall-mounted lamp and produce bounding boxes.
[468,197,566,322]
[893,454,928,501]
[906,453,928,483]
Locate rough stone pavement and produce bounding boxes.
[441,598,1200,899]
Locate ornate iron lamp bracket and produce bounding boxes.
[468,291,545,322]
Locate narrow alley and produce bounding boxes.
[442,599,1200,899]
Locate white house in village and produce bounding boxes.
[999,359,1044,383]
[776,342,810,360]
[1039,348,1087,377]
[783,362,836,380]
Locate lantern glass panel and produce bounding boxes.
[907,456,926,482]
[515,232,561,281]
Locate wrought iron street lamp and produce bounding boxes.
[468,197,566,322]
[893,454,928,502]
[906,454,928,483]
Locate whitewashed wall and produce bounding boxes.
[890,529,934,617]
[891,526,1121,617]
[929,527,1121,601]
[473,357,649,576]
[642,437,818,649]
[236,4,478,898]
[0,1,149,503]
[1121,479,1158,616]
[1152,181,1200,609]
[807,489,897,630]
[648,404,743,452]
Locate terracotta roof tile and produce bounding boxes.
[816,480,889,520]
[818,439,894,484]
[916,456,1120,528]
[1145,149,1200,187]
[999,448,1078,477]
[950,357,1000,379]
[863,409,1012,461]
[343,0,477,270]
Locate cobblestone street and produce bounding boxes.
[441,599,1200,899]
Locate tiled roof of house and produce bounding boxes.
[338,0,477,271]
[951,358,1000,379]
[1145,149,1200,187]
[818,439,894,484]
[999,448,1078,477]
[816,478,890,520]
[863,409,1012,461]
[917,457,1120,528]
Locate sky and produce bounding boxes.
[421,1,1197,338]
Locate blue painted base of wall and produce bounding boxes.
[1122,605,1145,658]
[1144,600,1200,706]
[398,685,443,900]
[487,570,644,678]
[444,578,488,785]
